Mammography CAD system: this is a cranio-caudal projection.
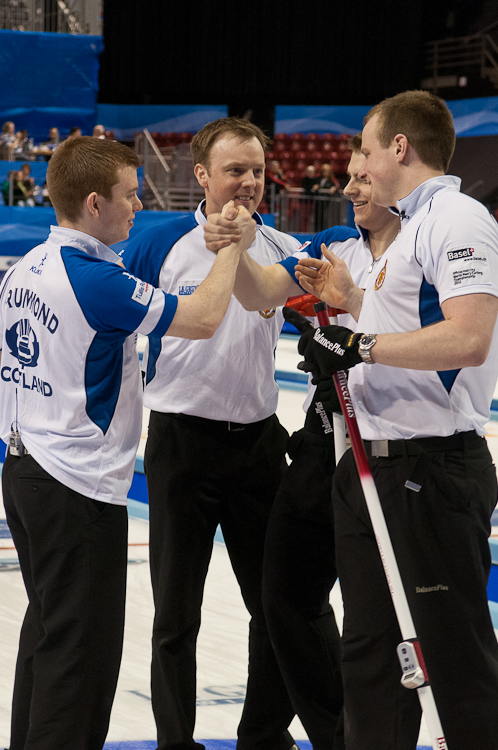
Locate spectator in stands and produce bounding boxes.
[93,124,106,139]
[265,159,292,210]
[301,164,318,194]
[38,126,61,159]
[13,129,35,161]
[67,126,82,139]
[313,163,341,195]
[1,163,37,206]
[300,165,319,232]
[313,163,342,231]
[0,121,21,159]
[1,121,18,147]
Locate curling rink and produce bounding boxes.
[1,335,498,750]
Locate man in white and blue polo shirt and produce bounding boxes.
[0,135,252,750]
[122,117,304,750]
[293,91,498,750]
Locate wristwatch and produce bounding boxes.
[358,334,377,364]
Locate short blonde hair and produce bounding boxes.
[190,117,269,172]
[364,90,455,173]
[46,136,139,222]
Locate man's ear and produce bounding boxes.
[393,134,409,162]
[194,163,209,189]
[86,192,100,218]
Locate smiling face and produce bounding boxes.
[195,135,265,216]
[96,166,143,246]
[344,151,394,233]
[359,115,401,208]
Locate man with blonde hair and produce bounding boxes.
[122,117,302,750]
[294,90,498,750]
[0,135,253,750]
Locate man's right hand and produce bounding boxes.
[295,243,364,318]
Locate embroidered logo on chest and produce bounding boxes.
[259,308,276,319]
[374,259,388,290]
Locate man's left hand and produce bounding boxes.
[298,324,363,377]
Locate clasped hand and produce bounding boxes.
[204,201,256,253]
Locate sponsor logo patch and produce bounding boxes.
[132,279,153,306]
[447,247,474,261]
[447,243,491,288]
[179,284,199,296]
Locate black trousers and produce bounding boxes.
[2,452,128,750]
[145,411,295,750]
[333,434,498,750]
[263,429,344,750]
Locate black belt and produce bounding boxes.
[363,430,481,493]
[165,412,271,433]
[364,429,481,458]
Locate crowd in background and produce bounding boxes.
[0,122,113,206]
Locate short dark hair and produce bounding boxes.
[46,136,139,222]
[364,90,455,173]
[348,133,362,153]
[190,117,269,172]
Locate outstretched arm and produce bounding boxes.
[369,293,498,370]
[166,204,256,339]
[295,244,364,320]
[204,203,301,310]
[298,292,498,381]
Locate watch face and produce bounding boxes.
[361,335,376,348]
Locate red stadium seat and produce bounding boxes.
[290,139,303,151]
[286,170,300,187]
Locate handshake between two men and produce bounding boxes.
[204,200,367,382]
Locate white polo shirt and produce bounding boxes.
[349,176,498,440]
[123,202,302,423]
[0,226,177,504]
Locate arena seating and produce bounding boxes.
[145,131,351,188]
[269,132,352,186]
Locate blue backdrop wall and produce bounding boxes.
[0,29,102,141]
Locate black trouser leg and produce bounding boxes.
[3,452,128,750]
[263,431,343,750]
[334,438,498,750]
[145,411,295,750]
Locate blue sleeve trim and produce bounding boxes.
[149,293,178,338]
[279,256,303,286]
[121,214,198,286]
[308,226,359,258]
[62,246,159,334]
